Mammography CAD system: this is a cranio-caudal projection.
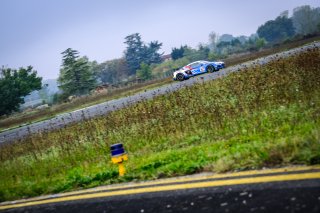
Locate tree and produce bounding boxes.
[231,39,241,47]
[95,58,130,84]
[124,33,144,75]
[279,10,289,18]
[255,38,266,49]
[257,16,295,43]
[58,48,96,97]
[216,41,231,55]
[143,41,163,65]
[182,45,210,61]
[182,46,198,61]
[244,34,260,51]
[218,34,234,42]
[136,63,152,80]
[208,31,218,51]
[0,66,42,115]
[87,60,100,80]
[236,35,248,44]
[171,45,186,60]
[292,5,320,36]
[124,33,163,75]
[196,44,210,59]
[38,83,49,103]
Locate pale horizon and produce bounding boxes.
[1,0,319,80]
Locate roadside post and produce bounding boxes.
[110,143,128,177]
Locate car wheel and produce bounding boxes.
[206,65,214,73]
[176,73,185,81]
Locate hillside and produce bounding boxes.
[0,44,319,202]
[1,36,320,133]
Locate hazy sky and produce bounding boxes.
[1,0,319,80]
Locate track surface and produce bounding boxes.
[0,166,319,213]
[1,42,319,143]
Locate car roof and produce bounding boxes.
[187,60,209,66]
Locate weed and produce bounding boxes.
[0,47,319,201]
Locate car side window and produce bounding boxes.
[190,62,200,69]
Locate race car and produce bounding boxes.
[173,60,225,81]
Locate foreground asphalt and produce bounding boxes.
[1,41,320,144]
[1,165,319,213]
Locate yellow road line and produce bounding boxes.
[36,165,320,198]
[1,171,319,210]
[1,165,319,207]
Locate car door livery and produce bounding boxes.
[189,62,204,75]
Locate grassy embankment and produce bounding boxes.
[0,78,171,132]
[0,46,320,202]
[1,36,319,132]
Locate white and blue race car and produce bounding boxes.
[173,60,225,81]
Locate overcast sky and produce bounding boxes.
[1,0,319,80]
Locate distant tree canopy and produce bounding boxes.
[292,5,320,36]
[255,38,266,50]
[2,5,319,110]
[58,48,96,98]
[172,45,210,62]
[0,66,42,116]
[192,44,210,60]
[257,16,295,43]
[124,33,163,75]
[171,45,188,60]
[257,5,320,44]
[216,39,241,48]
[136,62,152,80]
[171,44,210,61]
[94,58,130,84]
[218,34,234,43]
[208,31,218,51]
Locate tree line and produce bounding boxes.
[56,33,163,101]
[257,6,320,44]
[1,5,319,116]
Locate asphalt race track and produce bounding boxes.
[1,42,319,144]
[0,166,319,213]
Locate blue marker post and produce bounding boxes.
[110,143,128,177]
